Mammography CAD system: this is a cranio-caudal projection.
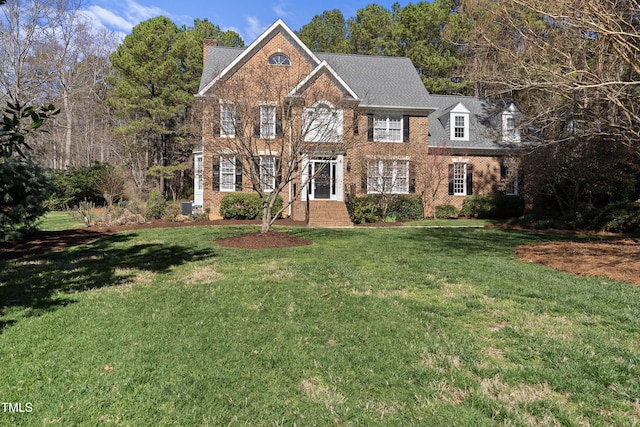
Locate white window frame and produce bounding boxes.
[503,165,519,196]
[502,113,520,143]
[373,115,403,142]
[220,104,235,138]
[195,155,203,191]
[367,160,409,194]
[451,114,469,141]
[453,162,467,195]
[303,101,344,142]
[260,105,276,139]
[220,156,236,192]
[269,53,291,66]
[260,155,276,192]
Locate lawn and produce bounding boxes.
[1,224,639,426]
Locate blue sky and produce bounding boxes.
[83,0,411,41]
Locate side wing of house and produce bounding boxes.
[427,95,524,213]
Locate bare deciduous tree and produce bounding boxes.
[459,0,640,157]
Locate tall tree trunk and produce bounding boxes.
[63,89,72,167]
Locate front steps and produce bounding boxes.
[307,201,353,227]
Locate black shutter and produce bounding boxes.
[367,114,374,141]
[408,161,415,193]
[403,115,410,142]
[466,164,474,195]
[361,163,368,192]
[276,108,283,137]
[252,156,261,191]
[448,164,454,195]
[353,113,359,135]
[212,155,220,191]
[213,103,221,137]
[235,157,243,191]
[275,157,282,187]
[253,107,261,138]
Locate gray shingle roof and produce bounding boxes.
[316,53,432,112]
[198,46,244,93]
[428,94,523,152]
[198,46,432,114]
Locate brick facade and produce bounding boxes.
[195,20,520,223]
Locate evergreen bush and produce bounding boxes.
[219,193,283,220]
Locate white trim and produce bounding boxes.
[193,152,203,207]
[197,19,321,97]
[287,60,359,100]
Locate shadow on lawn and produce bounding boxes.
[0,233,213,334]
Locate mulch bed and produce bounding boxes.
[215,231,312,249]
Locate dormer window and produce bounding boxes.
[269,53,291,66]
[501,103,521,143]
[449,103,470,141]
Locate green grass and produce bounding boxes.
[403,218,490,227]
[37,211,86,231]
[1,223,639,426]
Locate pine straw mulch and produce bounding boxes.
[515,238,640,286]
[1,220,638,286]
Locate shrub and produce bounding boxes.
[145,189,167,220]
[590,201,640,233]
[346,195,380,224]
[219,193,283,220]
[434,204,459,219]
[48,162,111,210]
[0,157,55,239]
[387,195,423,220]
[162,203,182,222]
[346,194,424,223]
[461,195,524,219]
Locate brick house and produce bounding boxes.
[193,20,523,224]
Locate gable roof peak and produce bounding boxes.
[197,19,321,97]
[451,102,471,114]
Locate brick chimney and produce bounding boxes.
[203,38,217,63]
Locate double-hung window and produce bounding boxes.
[260,155,276,192]
[220,104,235,137]
[502,164,519,195]
[195,156,203,191]
[220,156,236,191]
[367,160,409,194]
[303,101,343,142]
[260,105,276,139]
[373,115,402,142]
[453,163,467,195]
[452,114,469,140]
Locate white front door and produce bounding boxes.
[302,155,344,201]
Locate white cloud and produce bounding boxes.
[273,4,288,17]
[125,0,164,21]
[86,5,134,33]
[245,16,267,40]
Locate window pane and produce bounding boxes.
[220,156,235,191]
[221,105,235,137]
[260,106,275,139]
[373,115,402,142]
[454,115,465,139]
[269,53,291,66]
[453,163,466,195]
[195,157,203,191]
[261,156,275,191]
